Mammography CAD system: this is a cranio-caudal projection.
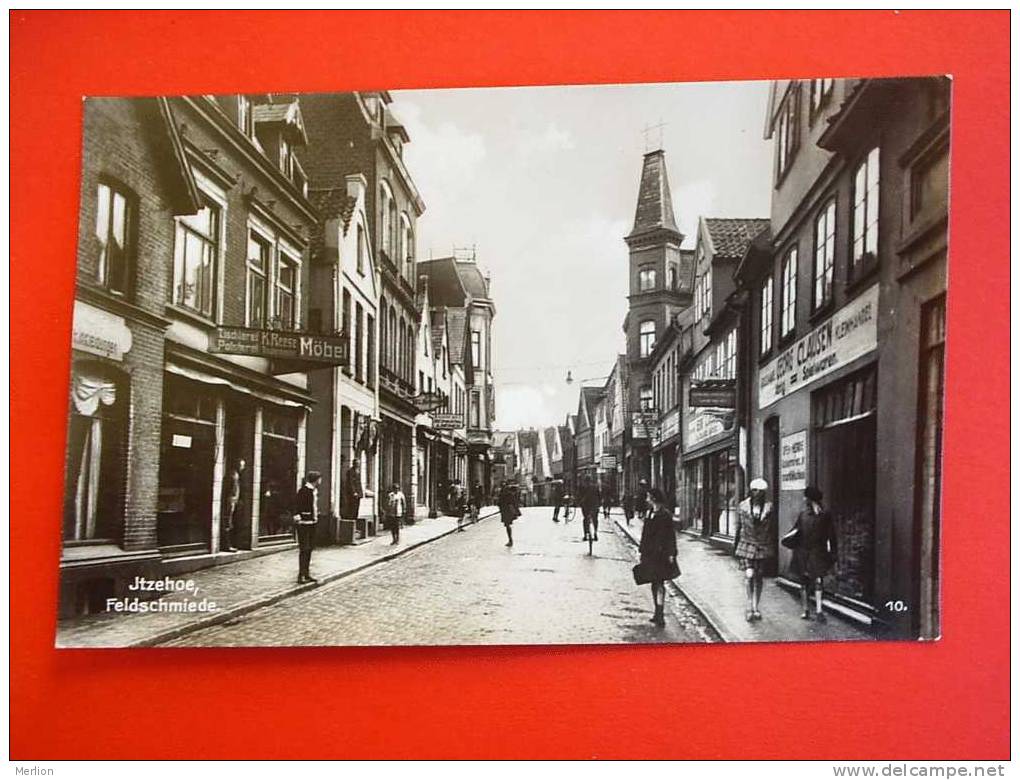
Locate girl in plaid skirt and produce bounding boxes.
[733,478,774,622]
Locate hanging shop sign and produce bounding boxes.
[631,411,658,440]
[654,408,681,447]
[432,412,463,431]
[454,440,469,456]
[758,284,879,409]
[689,379,737,409]
[600,454,618,470]
[780,429,808,491]
[72,300,133,361]
[410,391,447,412]
[210,327,348,364]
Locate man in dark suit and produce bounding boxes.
[342,462,363,521]
[294,471,322,584]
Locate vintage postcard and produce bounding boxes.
[57,77,949,647]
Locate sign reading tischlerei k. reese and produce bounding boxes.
[210,327,348,363]
[758,284,879,409]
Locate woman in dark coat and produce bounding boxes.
[639,488,678,627]
[789,486,837,621]
[498,482,520,547]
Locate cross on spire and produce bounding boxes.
[643,119,667,153]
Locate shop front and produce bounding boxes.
[680,411,742,543]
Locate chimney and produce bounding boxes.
[345,172,367,202]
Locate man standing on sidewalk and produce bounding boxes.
[222,458,246,552]
[342,461,363,524]
[294,471,322,584]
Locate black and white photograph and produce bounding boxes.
[57,76,950,648]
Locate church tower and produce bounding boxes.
[622,147,693,489]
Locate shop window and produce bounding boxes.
[158,377,217,551]
[759,275,774,356]
[780,246,798,339]
[812,365,878,601]
[710,448,742,538]
[172,196,220,318]
[813,199,836,311]
[95,181,134,297]
[246,231,271,328]
[261,407,300,539]
[63,367,127,542]
[683,462,704,533]
[851,147,881,277]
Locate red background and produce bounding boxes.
[10,10,1010,760]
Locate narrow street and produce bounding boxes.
[167,507,716,647]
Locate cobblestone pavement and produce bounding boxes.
[168,507,717,647]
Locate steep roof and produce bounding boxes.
[418,256,491,307]
[429,308,446,355]
[517,429,540,448]
[704,218,771,259]
[627,149,681,239]
[543,427,561,463]
[492,431,517,450]
[445,307,468,365]
[580,386,606,427]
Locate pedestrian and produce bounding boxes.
[551,479,564,523]
[498,481,520,547]
[385,483,406,544]
[733,477,775,622]
[638,487,679,627]
[788,486,837,622]
[622,491,634,526]
[602,489,613,520]
[636,479,650,520]
[222,458,246,552]
[342,461,363,523]
[293,471,322,584]
[580,477,601,542]
[471,481,484,523]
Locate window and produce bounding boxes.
[724,329,737,379]
[470,389,481,428]
[780,246,798,338]
[638,267,656,291]
[172,196,220,318]
[95,181,133,296]
[639,386,653,412]
[354,303,364,382]
[776,87,800,180]
[356,223,366,275]
[400,213,414,281]
[279,137,292,178]
[276,253,298,329]
[759,275,774,356]
[703,270,712,317]
[471,330,481,368]
[342,290,352,374]
[366,314,376,386]
[667,265,677,290]
[911,147,949,221]
[809,79,834,116]
[379,181,395,260]
[813,200,836,311]
[852,147,881,273]
[246,232,270,328]
[237,95,254,137]
[639,320,656,358]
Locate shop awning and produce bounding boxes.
[166,363,306,408]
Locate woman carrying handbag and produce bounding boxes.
[636,488,679,627]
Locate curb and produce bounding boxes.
[130,509,500,648]
[613,516,734,644]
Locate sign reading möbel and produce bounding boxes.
[210,327,348,364]
[758,284,878,409]
[780,430,807,491]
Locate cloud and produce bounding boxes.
[397,101,486,207]
[518,123,575,156]
[496,384,558,430]
[673,179,717,242]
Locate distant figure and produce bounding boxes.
[602,489,613,520]
[498,482,520,547]
[222,458,246,552]
[580,477,602,542]
[294,471,322,583]
[470,482,485,523]
[622,491,635,526]
[636,479,650,520]
[551,480,564,523]
[789,486,837,622]
[385,483,406,545]
[342,461,363,521]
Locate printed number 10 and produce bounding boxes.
[885,600,908,612]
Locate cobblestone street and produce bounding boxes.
[168,507,716,647]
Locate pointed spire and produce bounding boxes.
[627,149,681,241]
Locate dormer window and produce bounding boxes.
[237,95,254,138]
[809,78,835,117]
[776,85,800,182]
[279,136,292,178]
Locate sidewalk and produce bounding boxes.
[613,513,873,644]
[56,508,498,648]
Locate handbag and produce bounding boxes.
[781,526,801,549]
[632,559,680,585]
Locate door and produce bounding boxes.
[762,417,780,575]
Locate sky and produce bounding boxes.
[393,80,774,431]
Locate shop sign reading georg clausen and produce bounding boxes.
[758,284,879,409]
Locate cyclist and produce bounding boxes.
[580,476,602,543]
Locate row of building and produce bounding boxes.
[63,91,497,616]
[506,77,949,639]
